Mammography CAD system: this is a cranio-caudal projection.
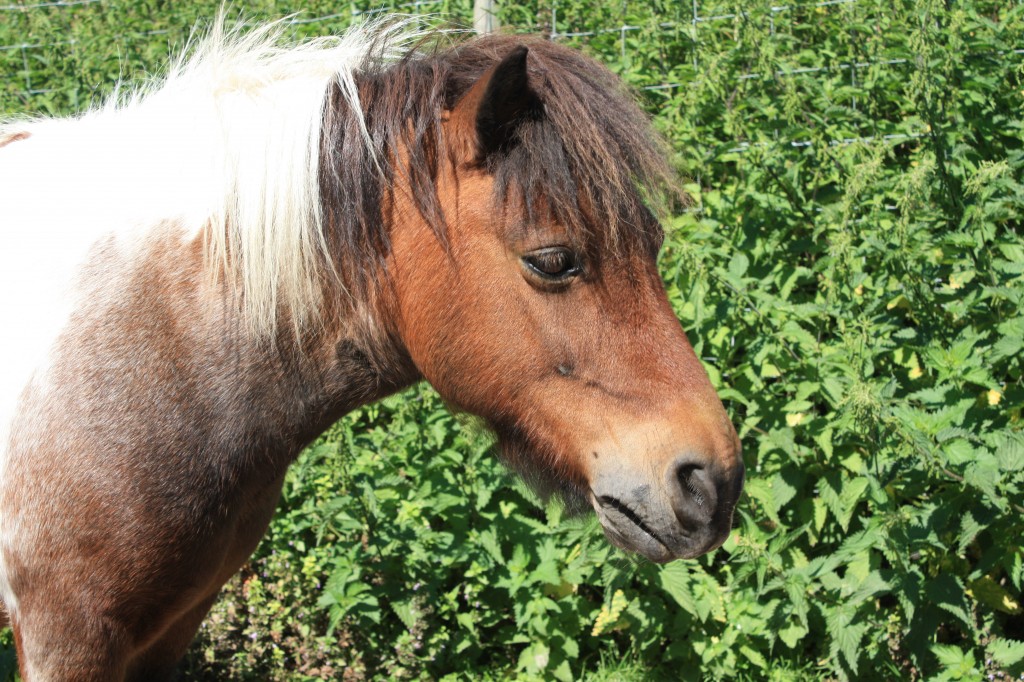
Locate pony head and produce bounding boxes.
[347,36,745,561]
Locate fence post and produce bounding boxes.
[474,0,499,35]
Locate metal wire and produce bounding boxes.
[1,0,1020,154]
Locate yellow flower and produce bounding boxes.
[786,413,805,427]
[909,366,923,380]
[988,389,1002,406]
[592,590,629,636]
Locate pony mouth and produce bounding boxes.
[596,495,670,547]
[588,492,679,563]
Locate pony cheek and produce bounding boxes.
[411,301,537,417]
[392,249,545,417]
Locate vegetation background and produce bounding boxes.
[2,0,1023,679]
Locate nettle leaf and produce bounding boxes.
[926,574,975,633]
[389,598,419,631]
[909,385,952,405]
[530,557,562,587]
[994,432,1024,473]
[822,375,849,407]
[895,570,924,624]
[837,525,885,561]
[988,638,1024,668]
[989,333,1024,363]
[956,505,994,553]
[963,451,1002,501]
[517,642,551,675]
[936,427,976,444]
[812,496,828,534]
[778,621,809,649]
[739,645,768,669]
[826,607,867,676]
[478,527,504,565]
[997,243,1024,263]
[659,563,700,619]
[780,320,818,351]
[931,644,978,678]
[782,576,811,629]
[943,438,977,466]
[968,575,1022,615]
[771,471,799,512]
[818,472,868,532]
[728,252,750,280]
[848,570,891,606]
[601,561,627,591]
[694,574,727,624]
[744,478,782,525]
[1012,551,1024,594]
[814,427,835,458]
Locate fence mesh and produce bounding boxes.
[1,1,1020,149]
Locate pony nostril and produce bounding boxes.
[677,463,705,507]
[671,458,717,525]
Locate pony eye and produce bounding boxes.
[522,247,581,281]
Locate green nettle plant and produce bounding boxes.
[2,0,1022,679]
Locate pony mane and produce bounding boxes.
[319,32,677,327]
[6,18,674,340]
[151,16,433,337]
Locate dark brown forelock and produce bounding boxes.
[318,32,677,302]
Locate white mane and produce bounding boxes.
[2,16,429,336]
[168,17,429,335]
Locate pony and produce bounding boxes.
[0,17,744,681]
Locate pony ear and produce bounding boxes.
[452,45,541,160]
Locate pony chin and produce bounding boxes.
[493,433,592,516]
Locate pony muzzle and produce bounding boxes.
[588,451,744,563]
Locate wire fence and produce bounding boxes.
[0,0,1021,156]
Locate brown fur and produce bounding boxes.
[4,227,418,679]
[0,131,29,149]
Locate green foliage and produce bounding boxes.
[2,0,1023,680]
[184,388,678,680]
[0,630,14,682]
